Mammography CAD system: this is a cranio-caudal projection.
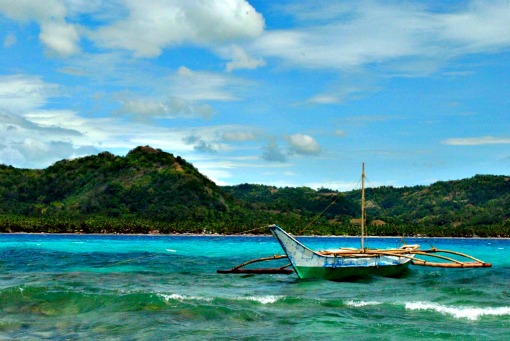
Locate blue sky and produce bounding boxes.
[1,0,509,190]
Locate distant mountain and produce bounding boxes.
[0,146,232,233]
[342,175,510,236]
[0,146,509,236]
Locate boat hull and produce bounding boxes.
[269,225,414,281]
[293,263,411,280]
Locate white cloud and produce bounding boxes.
[440,1,510,53]
[261,141,287,162]
[251,1,510,74]
[0,75,60,113]
[188,158,244,185]
[15,110,248,166]
[252,2,431,71]
[306,95,338,105]
[0,66,254,167]
[16,139,68,162]
[0,0,264,58]
[222,131,257,142]
[0,74,223,167]
[0,110,97,167]
[4,0,510,69]
[90,0,264,57]
[0,0,80,56]
[0,143,24,166]
[305,82,379,105]
[39,20,80,56]
[2,110,81,136]
[57,54,243,107]
[84,62,244,120]
[183,135,219,153]
[226,45,266,72]
[63,0,119,20]
[117,96,213,120]
[286,134,321,155]
[442,136,510,146]
[171,66,241,101]
[0,0,66,21]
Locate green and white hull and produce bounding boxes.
[269,225,415,281]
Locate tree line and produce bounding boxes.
[1,146,509,236]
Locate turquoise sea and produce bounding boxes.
[0,232,509,340]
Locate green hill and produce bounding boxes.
[0,146,232,233]
[0,146,509,236]
[343,175,510,237]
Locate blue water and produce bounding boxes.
[1,233,509,340]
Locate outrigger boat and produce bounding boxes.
[268,224,419,280]
[218,164,491,280]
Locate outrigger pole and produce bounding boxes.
[217,254,294,274]
[410,248,492,268]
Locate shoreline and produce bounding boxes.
[2,232,509,240]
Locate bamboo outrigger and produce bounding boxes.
[411,248,491,268]
[317,247,491,268]
[217,246,491,276]
[218,164,491,280]
[217,255,293,274]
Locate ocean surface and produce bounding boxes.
[0,232,509,340]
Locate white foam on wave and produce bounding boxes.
[238,295,281,304]
[165,249,177,252]
[157,293,212,302]
[156,293,280,305]
[345,300,383,307]
[405,301,510,321]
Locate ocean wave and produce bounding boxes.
[405,301,510,321]
[238,295,281,304]
[157,293,212,302]
[156,293,281,305]
[345,300,383,307]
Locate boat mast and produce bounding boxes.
[361,163,366,250]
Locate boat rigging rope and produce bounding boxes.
[226,191,344,236]
[228,177,357,236]
[296,176,363,236]
[297,194,343,235]
[236,225,272,234]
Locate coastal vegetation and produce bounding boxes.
[0,146,509,236]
